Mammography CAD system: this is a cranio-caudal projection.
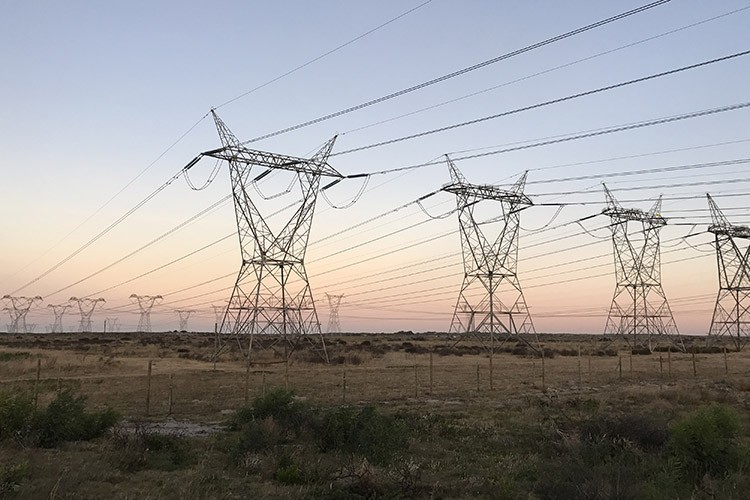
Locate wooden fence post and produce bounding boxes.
[284,358,289,390]
[488,352,493,391]
[541,352,546,391]
[724,347,729,374]
[659,354,663,379]
[629,353,633,378]
[168,373,174,415]
[244,359,250,404]
[34,358,41,410]
[476,364,480,394]
[691,348,697,377]
[414,364,419,398]
[429,351,434,395]
[342,365,347,403]
[577,346,582,385]
[618,355,622,380]
[146,360,152,416]
[667,349,672,379]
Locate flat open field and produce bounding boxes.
[1,332,749,498]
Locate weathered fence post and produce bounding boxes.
[146,360,153,416]
[34,358,41,409]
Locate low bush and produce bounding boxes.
[111,424,192,472]
[315,406,408,465]
[0,389,118,447]
[668,404,749,482]
[0,391,34,441]
[581,412,669,452]
[0,460,30,495]
[34,390,119,447]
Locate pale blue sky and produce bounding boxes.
[2,1,749,333]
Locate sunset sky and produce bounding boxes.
[2,0,749,334]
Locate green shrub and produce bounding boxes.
[33,390,119,447]
[0,391,34,441]
[230,388,311,433]
[668,404,749,481]
[316,406,408,465]
[0,389,117,447]
[273,454,306,485]
[0,460,30,495]
[229,419,284,463]
[581,413,668,452]
[111,425,192,472]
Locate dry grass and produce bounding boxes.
[1,332,750,498]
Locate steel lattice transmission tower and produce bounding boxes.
[707,194,750,350]
[129,294,163,333]
[212,305,224,331]
[197,110,340,362]
[105,317,121,333]
[444,157,535,349]
[602,185,683,351]
[2,295,43,334]
[48,303,71,333]
[69,297,105,333]
[176,310,195,332]
[325,293,344,334]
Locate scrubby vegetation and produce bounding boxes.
[0,388,118,448]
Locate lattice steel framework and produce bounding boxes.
[105,317,121,333]
[176,310,194,332]
[129,294,163,333]
[69,297,105,333]
[325,293,344,334]
[707,194,750,350]
[47,303,71,333]
[199,111,340,362]
[2,295,42,334]
[444,157,535,349]
[602,185,683,351]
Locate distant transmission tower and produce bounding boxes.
[129,294,163,333]
[69,297,105,333]
[443,157,535,349]
[176,309,194,332]
[212,304,224,332]
[105,317,121,333]
[2,295,43,334]
[707,194,750,350]
[197,110,339,362]
[325,293,344,334]
[47,303,71,333]
[602,185,683,351]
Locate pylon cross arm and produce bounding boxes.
[443,184,532,205]
[204,147,342,178]
[709,225,750,239]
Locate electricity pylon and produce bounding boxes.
[69,297,105,333]
[48,303,71,333]
[2,295,42,333]
[129,294,163,333]
[325,293,344,334]
[212,304,225,332]
[602,185,683,351]
[195,110,340,362]
[443,156,536,350]
[176,309,194,332]
[707,194,750,350]
[105,317,121,333]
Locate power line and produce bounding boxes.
[213,0,435,110]
[342,5,750,137]
[333,49,750,156]
[237,0,671,145]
